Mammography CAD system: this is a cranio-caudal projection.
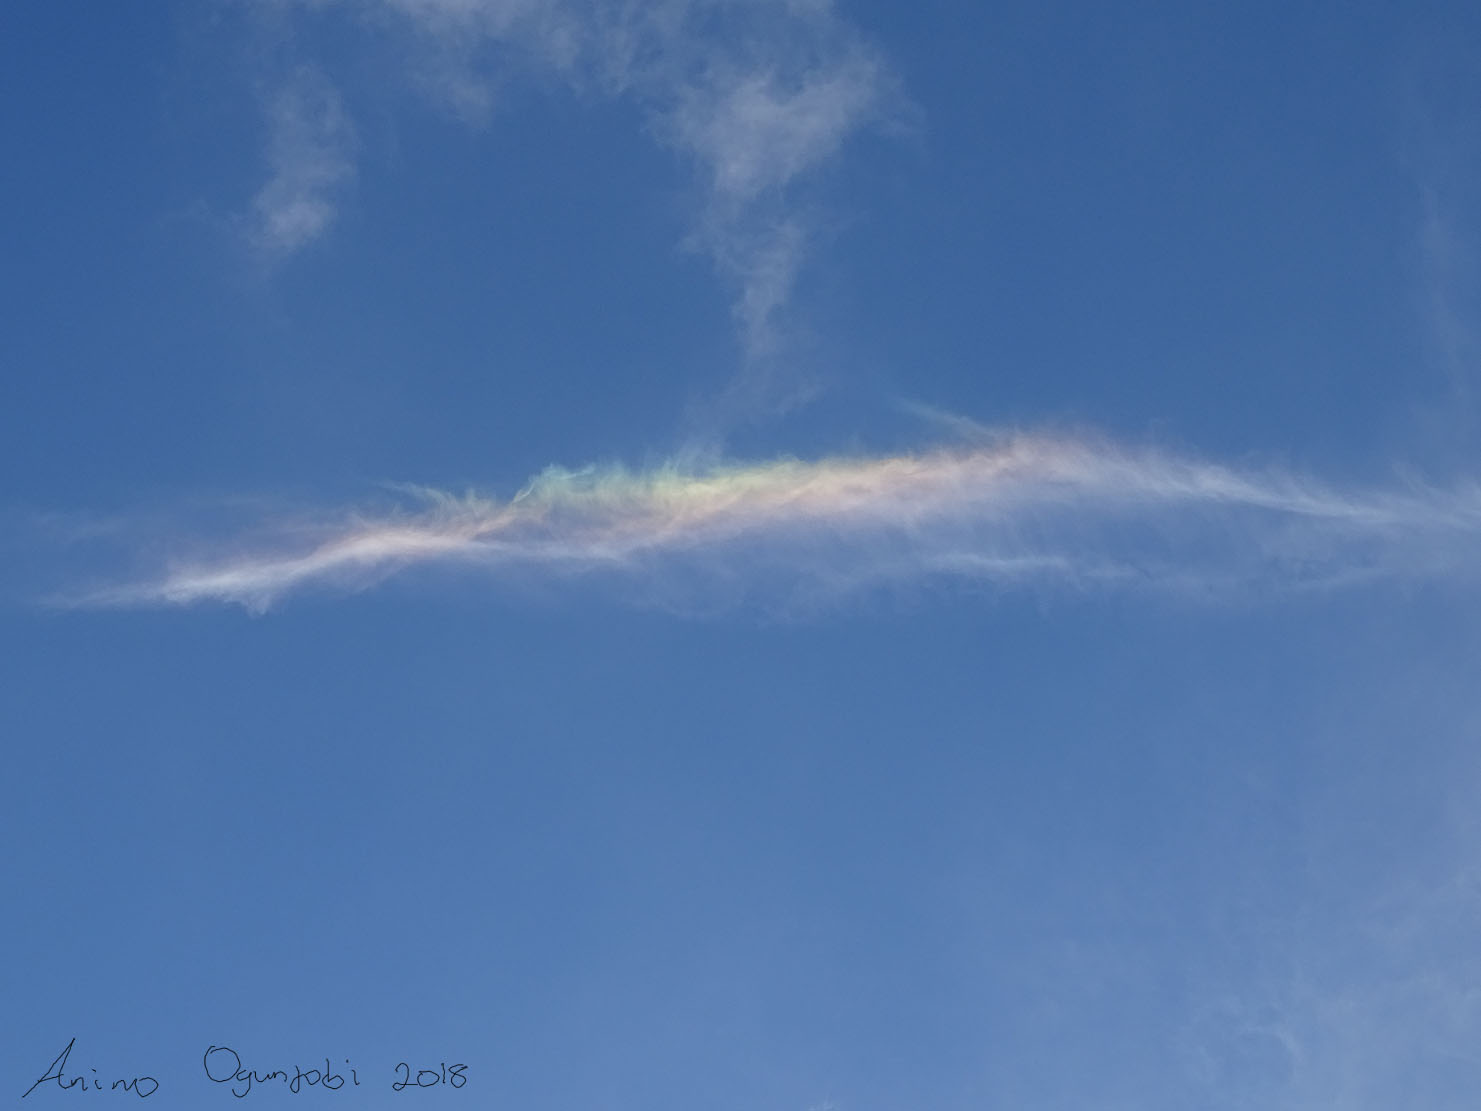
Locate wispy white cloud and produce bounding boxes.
[242,0,889,368]
[63,427,1481,613]
[247,68,357,256]
[660,34,884,205]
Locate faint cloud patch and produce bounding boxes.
[1416,183,1478,408]
[1183,721,1481,1110]
[247,68,357,258]
[1398,34,1481,458]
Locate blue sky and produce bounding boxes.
[5,2,1481,1108]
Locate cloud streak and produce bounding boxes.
[68,429,1481,613]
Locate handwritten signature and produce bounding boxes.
[22,1039,468,1100]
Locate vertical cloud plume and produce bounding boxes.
[248,67,358,257]
[1398,37,1481,451]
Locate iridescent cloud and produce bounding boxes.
[72,430,1481,612]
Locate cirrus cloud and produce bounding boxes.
[64,426,1481,613]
